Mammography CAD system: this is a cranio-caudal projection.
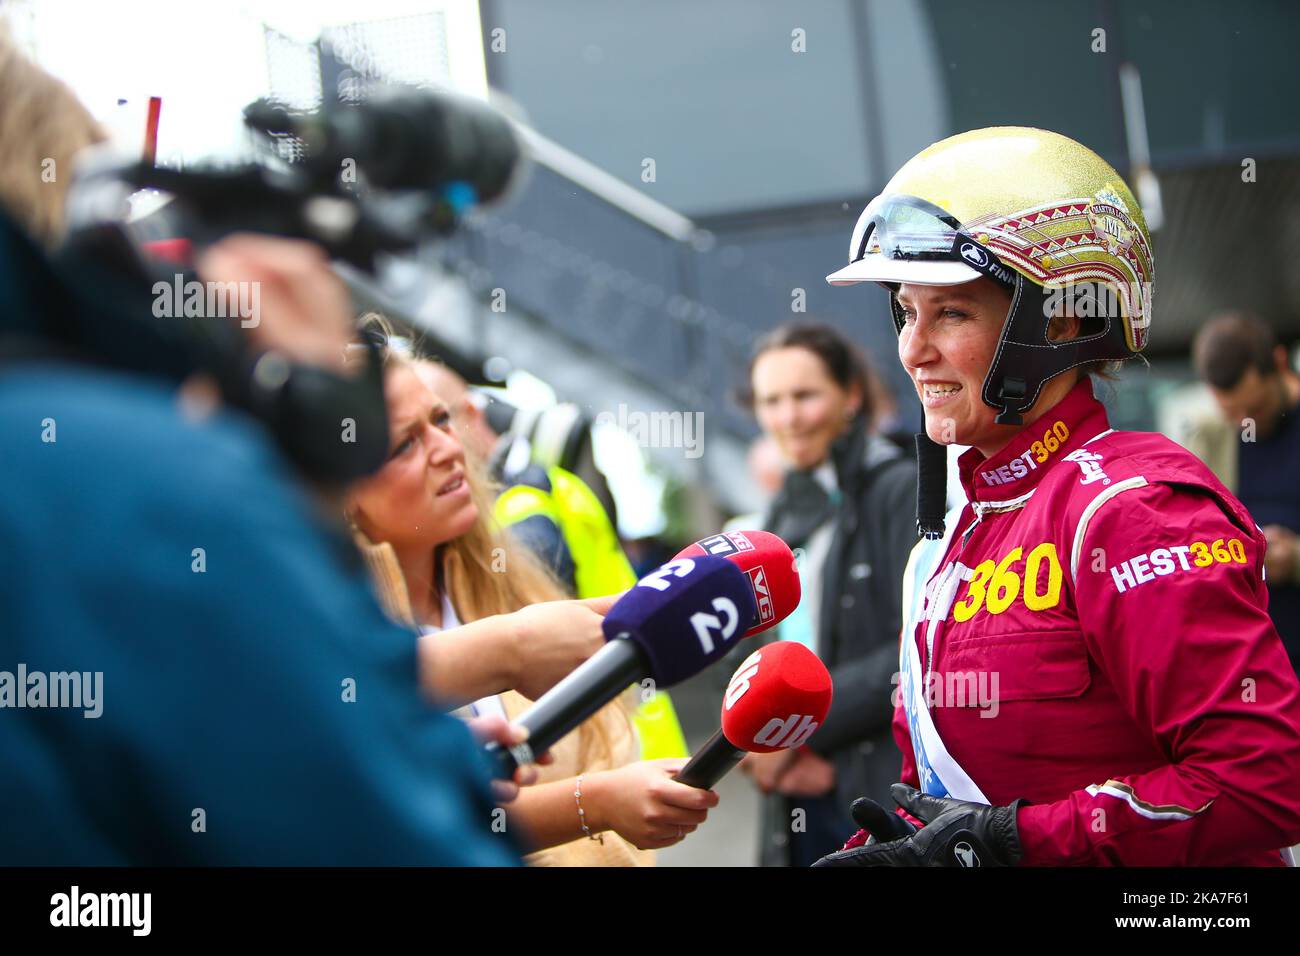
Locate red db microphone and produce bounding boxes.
[673,530,801,637]
[674,641,833,789]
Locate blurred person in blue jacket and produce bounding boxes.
[0,30,529,864]
[0,210,528,865]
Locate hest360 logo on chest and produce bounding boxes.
[980,420,1072,487]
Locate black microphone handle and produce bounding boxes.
[674,727,746,789]
[486,636,648,779]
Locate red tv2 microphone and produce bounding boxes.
[675,641,833,789]
[674,530,801,637]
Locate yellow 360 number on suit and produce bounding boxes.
[952,542,1064,623]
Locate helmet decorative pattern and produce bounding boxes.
[968,187,1153,352]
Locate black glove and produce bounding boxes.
[812,783,1026,867]
[845,795,919,847]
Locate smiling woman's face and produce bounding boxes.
[346,364,478,552]
[896,278,1015,454]
[897,277,1086,457]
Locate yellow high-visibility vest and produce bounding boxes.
[495,466,688,759]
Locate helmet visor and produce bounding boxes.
[826,194,1016,289]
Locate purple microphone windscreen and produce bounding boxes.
[601,555,759,688]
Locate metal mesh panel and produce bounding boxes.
[262,12,451,110]
[323,13,451,93]
[262,26,323,111]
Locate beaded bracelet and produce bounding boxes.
[574,774,604,844]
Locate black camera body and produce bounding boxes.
[52,88,523,487]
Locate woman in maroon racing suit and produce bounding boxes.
[814,127,1300,867]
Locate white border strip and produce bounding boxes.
[1070,476,1149,581]
[1086,783,1202,822]
[973,488,1036,514]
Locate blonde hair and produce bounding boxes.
[351,313,630,772]
[0,24,107,246]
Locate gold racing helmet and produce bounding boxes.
[826,126,1154,427]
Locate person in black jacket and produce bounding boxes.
[735,321,918,867]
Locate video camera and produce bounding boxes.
[73,88,522,272]
[52,86,524,486]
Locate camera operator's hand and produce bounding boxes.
[196,234,355,376]
[465,714,554,803]
[508,593,622,701]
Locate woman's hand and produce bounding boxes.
[419,592,622,706]
[584,759,719,850]
[508,593,623,701]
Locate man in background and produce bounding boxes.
[1193,312,1300,670]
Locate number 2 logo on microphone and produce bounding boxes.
[633,554,746,655]
[637,558,696,592]
[691,598,740,654]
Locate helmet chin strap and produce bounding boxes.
[915,433,949,540]
[983,272,1032,428]
[906,275,1027,539]
[993,377,1027,426]
[904,272,1113,538]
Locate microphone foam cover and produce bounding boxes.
[673,530,801,637]
[720,642,833,753]
[602,555,758,688]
